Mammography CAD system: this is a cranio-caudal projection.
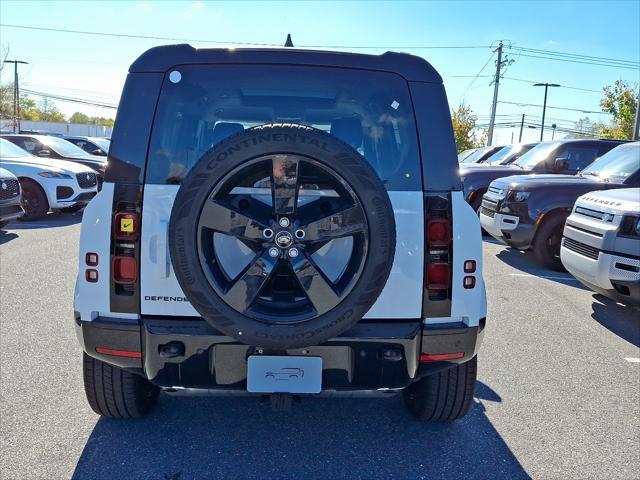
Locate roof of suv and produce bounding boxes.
[129,44,442,83]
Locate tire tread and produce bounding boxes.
[403,356,477,422]
[82,353,159,418]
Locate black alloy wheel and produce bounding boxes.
[19,180,48,221]
[197,154,368,324]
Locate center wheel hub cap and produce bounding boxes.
[275,231,293,248]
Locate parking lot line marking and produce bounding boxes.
[624,357,640,363]
[508,273,580,281]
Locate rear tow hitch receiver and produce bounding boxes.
[159,341,186,358]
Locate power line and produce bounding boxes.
[460,53,495,100]
[508,46,639,67]
[497,100,612,115]
[502,76,601,93]
[0,24,492,49]
[509,51,638,70]
[21,88,118,109]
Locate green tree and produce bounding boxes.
[572,116,605,138]
[0,84,40,122]
[451,104,481,152]
[599,80,638,140]
[89,116,115,127]
[37,98,65,122]
[69,111,90,124]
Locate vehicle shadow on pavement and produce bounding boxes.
[3,212,83,230]
[0,229,19,245]
[72,381,530,480]
[494,247,589,290]
[591,295,640,347]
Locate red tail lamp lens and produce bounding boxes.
[464,260,476,273]
[112,256,137,284]
[113,212,139,240]
[86,252,99,266]
[427,219,451,247]
[427,262,450,290]
[85,269,98,283]
[463,276,476,289]
[420,352,465,362]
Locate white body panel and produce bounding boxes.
[444,192,487,327]
[74,183,119,322]
[139,184,425,318]
[0,155,98,209]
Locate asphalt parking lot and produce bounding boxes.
[1,214,639,480]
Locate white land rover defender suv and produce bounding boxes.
[74,45,486,420]
[562,187,640,306]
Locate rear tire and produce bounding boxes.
[19,179,48,221]
[533,213,568,271]
[82,353,160,418]
[403,356,477,422]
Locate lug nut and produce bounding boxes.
[268,247,280,257]
[288,247,299,258]
[263,228,274,239]
[295,229,305,239]
[279,217,290,228]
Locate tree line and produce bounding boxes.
[0,84,114,126]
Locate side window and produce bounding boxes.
[76,141,92,153]
[555,145,600,172]
[15,138,40,154]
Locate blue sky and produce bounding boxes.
[1,0,638,144]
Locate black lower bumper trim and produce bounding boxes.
[77,316,484,390]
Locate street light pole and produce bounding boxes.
[633,86,640,141]
[533,83,560,141]
[518,114,525,142]
[3,60,29,133]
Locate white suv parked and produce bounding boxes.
[0,138,98,220]
[74,45,486,420]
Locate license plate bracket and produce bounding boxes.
[247,355,322,394]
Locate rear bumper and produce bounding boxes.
[75,315,484,390]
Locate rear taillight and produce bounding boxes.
[426,262,450,290]
[427,218,451,247]
[112,256,137,284]
[424,194,453,302]
[113,212,139,240]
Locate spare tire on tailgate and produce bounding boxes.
[169,124,396,349]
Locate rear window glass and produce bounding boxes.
[145,65,421,190]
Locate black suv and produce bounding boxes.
[74,45,486,420]
[461,139,625,213]
[480,142,640,269]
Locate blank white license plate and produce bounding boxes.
[247,355,322,394]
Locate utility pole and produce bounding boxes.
[533,82,560,141]
[633,87,639,140]
[518,114,525,142]
[4,60,28,133]
[487,42,503,146]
